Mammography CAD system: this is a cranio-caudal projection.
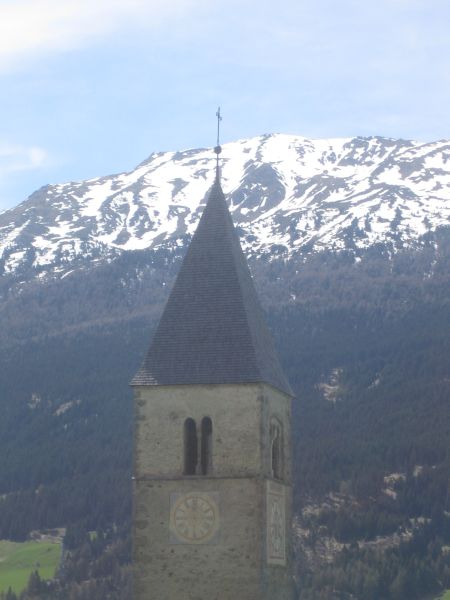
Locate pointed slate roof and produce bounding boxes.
[131,178,293,396]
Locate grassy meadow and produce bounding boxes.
[0,540,60,594]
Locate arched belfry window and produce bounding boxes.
[270,419,283,480]
[184,418,198,475]
[201,417,213,475]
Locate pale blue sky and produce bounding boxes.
[0,0,449,210]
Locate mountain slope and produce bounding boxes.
[0,134,449,599]
[1,134,449,278]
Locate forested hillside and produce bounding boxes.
[1,133,449,598]
[0,225,449,599]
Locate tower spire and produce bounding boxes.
[214,106,222,182]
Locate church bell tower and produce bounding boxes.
[131,113,295,600]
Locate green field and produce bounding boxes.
[437,592,450,600]
[0,540,60,594]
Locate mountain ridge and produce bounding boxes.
[1,133,449,280]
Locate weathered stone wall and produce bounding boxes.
[133,382,294,600]
[261,385,295,600]
[134,383,263,479]
[260,384,293,482]
[134,477,263,600]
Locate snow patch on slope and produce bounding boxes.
[0,134,449,276]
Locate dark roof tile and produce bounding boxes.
[131,179,293,396]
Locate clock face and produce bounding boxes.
[170,492,219,544]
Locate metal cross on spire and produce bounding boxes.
[214,106,222,182]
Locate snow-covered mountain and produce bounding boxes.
[1,133,449,277]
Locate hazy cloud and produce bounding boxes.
[0,143,49,176]
[0,0,199,71]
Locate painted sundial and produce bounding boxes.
[170,492,219,544]
[269,496,284,555]
[266,482,286,564]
